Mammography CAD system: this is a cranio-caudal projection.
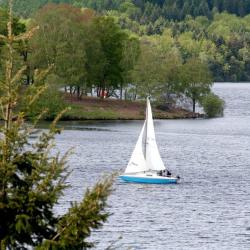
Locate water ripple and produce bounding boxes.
[53,83,250,249]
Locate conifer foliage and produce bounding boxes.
[0,1,113,249]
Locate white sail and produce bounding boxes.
[145,98,166,171]
[125,121,148,174]
[120,97,179,184]
[125,98,166,174]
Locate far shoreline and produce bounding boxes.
[57,95,203,121]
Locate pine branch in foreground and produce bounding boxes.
[0,1,114,249]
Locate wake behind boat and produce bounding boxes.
[120,97,180,184]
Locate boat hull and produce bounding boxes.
[120,174,178,184]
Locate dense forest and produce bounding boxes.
[2,0,250,20]
[0,0,249,115]
[1,0,249,82]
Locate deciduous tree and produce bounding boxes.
[179,57,213,113]
[30,4,87,98]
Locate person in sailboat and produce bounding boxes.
[160,169,172,177]
[166,170,172,177]
[158,169,171,177]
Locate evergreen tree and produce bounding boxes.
[0,1,113,249]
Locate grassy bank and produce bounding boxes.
[60,96,196,120]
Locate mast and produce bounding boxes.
[143,97,148,159]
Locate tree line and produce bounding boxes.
[2,0,250,20]
[116,12,250,82]
[2,0,250,82]
[0,3,226,114]
[0,1,223,249]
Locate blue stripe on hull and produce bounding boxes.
[120,175,177,184]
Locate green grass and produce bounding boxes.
[62,104,119,120]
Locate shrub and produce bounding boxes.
[25,87,66,120]
[202,93,225,118]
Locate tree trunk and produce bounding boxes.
[80,88,85,99]
[97,87,100,97]
[23,50,31,85]
[192,98,196,113]
[120,84,123,100]
[77,86,80,99]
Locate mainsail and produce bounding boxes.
[145,98,166,171]
[125,98,166,174]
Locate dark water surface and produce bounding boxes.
[52,83,250,250]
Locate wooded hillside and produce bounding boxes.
[1,0,250,19]
[1,0,250,103]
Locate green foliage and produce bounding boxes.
[0,7,26,79]
[178,57,213,113]
[36,177,113,249]
[28,5,133,98]
[0,122,69,248]
[24,86,66,120]
[131,40,162,97]
[3,0,250,24]
[119,35,140,97]
[0,0,74,17]
[2,0,250,83]
[92,16,129,93]
[0,7,26,35]
[78,2,250,82]
[64,105,118,120]
[131,34,182,99]
[1,1,229,113]
[202,93,225,118]
[0,1,114,249]
[30,4,87,90]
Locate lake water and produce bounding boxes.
[53,83,250,250]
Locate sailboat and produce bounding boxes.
[120,97,180,184]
